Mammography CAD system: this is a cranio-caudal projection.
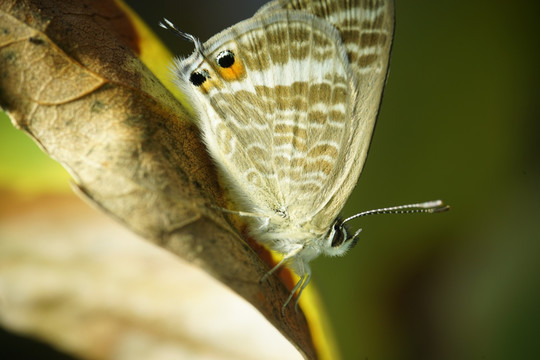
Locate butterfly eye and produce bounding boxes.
[216,50,235,68]
[189,70,209,86]
[331,223,347,247]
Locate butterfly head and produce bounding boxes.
[322,219,360,257]
[323,200,450,257]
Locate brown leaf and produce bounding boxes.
[0,0,316,358]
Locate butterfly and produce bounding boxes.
[161,0,447,313]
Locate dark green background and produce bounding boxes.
[2,0,538,359]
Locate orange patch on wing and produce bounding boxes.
[199,80,213,94]
[199,76,222,94]
[217,59,246,81]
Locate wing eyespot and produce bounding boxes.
[216,50,235,68]
[189,70,209,86]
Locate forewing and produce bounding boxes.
[175,10,355,225]
[257,0,395,224]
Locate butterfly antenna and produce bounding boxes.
[342,200,450,226]
[159,18,204,54]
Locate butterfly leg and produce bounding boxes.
[211,205,269,219]
[260,245,303,284]
[282,261,312,315]
[294,264,311,314]
[281,271,307,316]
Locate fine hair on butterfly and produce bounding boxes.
[161,0,448,314]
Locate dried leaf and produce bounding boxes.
[0,0,318,358]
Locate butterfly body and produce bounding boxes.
[167,0,395,308]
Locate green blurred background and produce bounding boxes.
[2,0,539,358]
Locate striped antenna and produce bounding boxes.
[342,200,450,226]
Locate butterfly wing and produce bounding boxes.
[175,9,358,233]
[257,0,395,225]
